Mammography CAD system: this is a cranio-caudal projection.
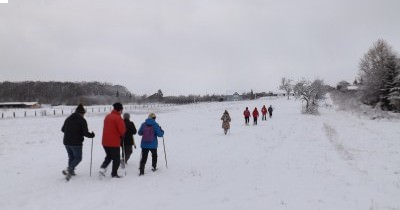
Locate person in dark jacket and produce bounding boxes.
[138,113,164,176]
[120,112,137,168]
[268,105,273,118]
[61,104,95,177]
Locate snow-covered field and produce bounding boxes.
[0,96,399,210]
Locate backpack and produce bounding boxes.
[142,125,155,142]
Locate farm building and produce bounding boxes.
[0,102,41,109]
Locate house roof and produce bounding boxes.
[0,102,39,106]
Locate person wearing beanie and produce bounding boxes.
[75,104,86,114]
[113,102,123,112]
[138,112,164,175]
[99,102,126,178]
[120,112,137,168]
[61,103,95,180]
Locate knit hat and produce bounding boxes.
[123,113,130,120]
[113,102,123,111]
[75,103,86,114]
[148,112,156,119]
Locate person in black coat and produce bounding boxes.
[121,113,137,166]
[268,105,273,118]
[61,104,95,177]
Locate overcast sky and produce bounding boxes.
[1,0,400,95]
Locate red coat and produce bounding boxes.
[102,110,126,147]
[261,107,267,115]
[243,109,250,117]
[252,109,259,118]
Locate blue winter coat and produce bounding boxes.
[138,118,164,149]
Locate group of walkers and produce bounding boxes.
[243,105,273,125]
[61,102,164,180]
[220,105,274,134]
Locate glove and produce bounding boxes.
[134,145,137,149]
[90,132,95,138]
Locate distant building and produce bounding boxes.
[347,85,359,91]
[226,92,242,101]
[0,102,41,109]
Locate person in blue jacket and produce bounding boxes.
[138,112,164,176]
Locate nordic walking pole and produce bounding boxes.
[90,137,93,177]
[162,137,168,169]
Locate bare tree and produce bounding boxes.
[279,77,293,99]
[293,79,327,114]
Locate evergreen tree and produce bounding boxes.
[388,61,400,111]
[380,55,398,110]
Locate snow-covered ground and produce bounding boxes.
[0,96,399,210]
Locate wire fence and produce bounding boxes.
[0,103,176,119]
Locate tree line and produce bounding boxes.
[0,81,257,105]
[0,81,133,105]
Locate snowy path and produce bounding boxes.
[0,97,399,210]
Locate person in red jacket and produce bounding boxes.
[252,107,259,125]
[261,105,268,121]
[243,107,250,125]
[99,102,126,178]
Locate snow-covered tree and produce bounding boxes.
[279,77,293,99]
[380,55,399,110]
[293,79,327,114]
[358,39,399,110]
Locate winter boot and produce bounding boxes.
[62,167,75,176]
[99,167,107,177]
[62,169,69,176]
[69,170,76,176]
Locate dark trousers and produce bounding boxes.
[140,148,157,170]
[65,145,82,172]
[262,114,267,120]
[253,117,258,125]
[245,117,249,124]
[121,145,133,163]
[269,112,272,118]
[101,146,120,176]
